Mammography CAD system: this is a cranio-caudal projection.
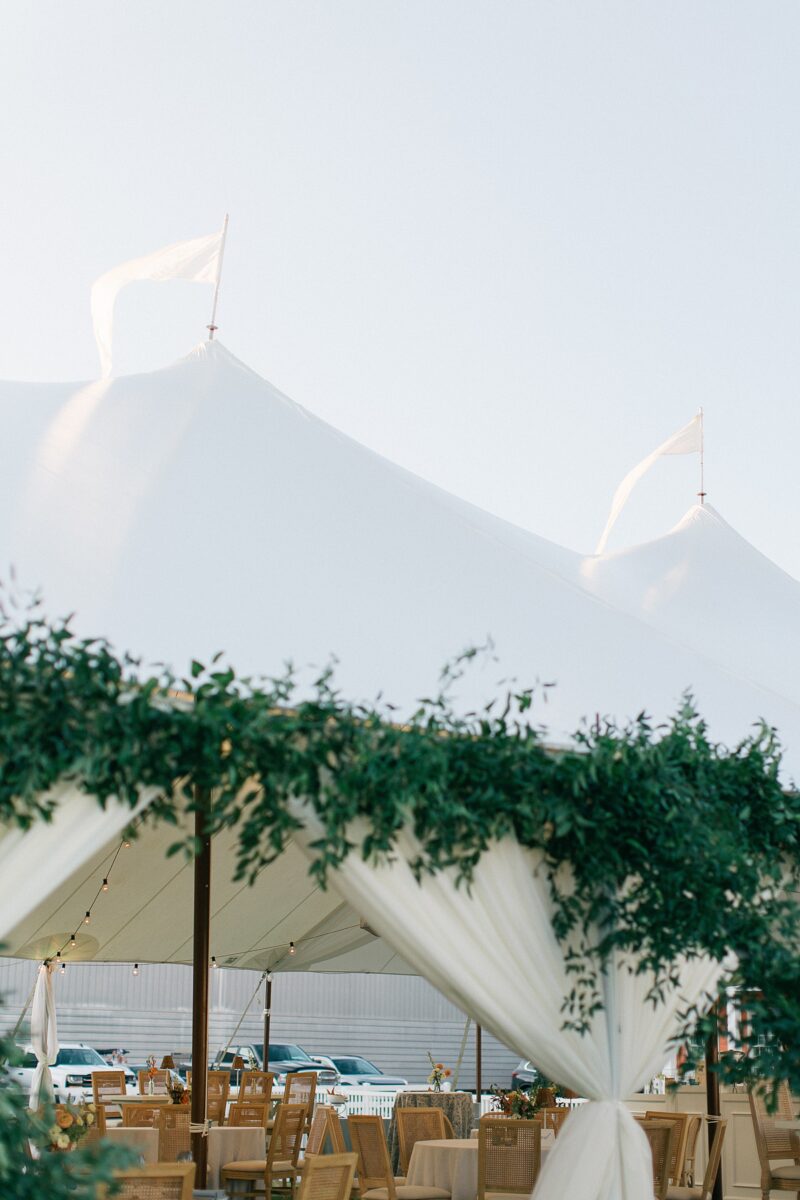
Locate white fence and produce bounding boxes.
[315,1086,588,1119]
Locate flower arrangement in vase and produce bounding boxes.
[489,1085,539,1120]
[427,1052,452,1092]
[48,1101,98,1151]
[145,1054,158,1095]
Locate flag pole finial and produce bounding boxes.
[207,214,229,341]
[697,407,706,505]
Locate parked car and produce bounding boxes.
[212,1042,339,1085]
[311,1055,408,1087]
[510,1060,541,1092]
[9,1042,137,1102]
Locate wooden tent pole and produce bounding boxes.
[706,1016,722,1200]
[475,1023,482,1102]
[263,974,272,1066]
[191,789,212,1188]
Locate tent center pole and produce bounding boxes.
[263,973,272,1068]
[191,789,212,1188]
[475,1023,482,1104]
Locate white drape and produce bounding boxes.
[29,962,58,1110]
[302,827,721,1200]
[91,224,226,377]
[595,414,702,555]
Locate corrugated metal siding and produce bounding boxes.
[0,960,518,1090]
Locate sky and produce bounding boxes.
[2,2,800,574]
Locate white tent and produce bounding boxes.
[3,341,799,1199]
[1,341,797,771]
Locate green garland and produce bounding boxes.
[2,602,800,1089]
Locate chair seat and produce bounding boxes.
[771,1165,800,1182]
[362,1188,450,1200]
[666,1188,701,1199]
[222,1158,298,1176]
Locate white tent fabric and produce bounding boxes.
[28,963,58,1110]
[295,823,722,1200]
[0,341,797,773]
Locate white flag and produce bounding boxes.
[91,222,226,377]
[595,413,702,555]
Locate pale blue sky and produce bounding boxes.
[2,2,799,573]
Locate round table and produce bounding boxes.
[102,1122,265,1188]
[388,1092,475,1174]
[103,1126,159,1164]
[408,1131,555,1200]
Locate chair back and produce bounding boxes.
[122,1103,161,1127]
[539,1107,569,1138]
[297,1152,358,1200]
[478,1115,541,1199]
[207,1070,231,1124]
[87,1103,106,1136]
[139,1068,170,1095]
[698,1119,727,1200]
[645,1110,688,1183]
[306,1105,338,1155]
[92,1069,127,1117]
[681,1114,703,1186]
[284,1071,318,1127]
[157,1107,191,1162]
[396,1106,448,1175]
[325,1108,346,1154]
[269,1102,308,1169]
[112,1162,196,1199]
[641,1120,671,1200]
[749,1084,800,1169]
[349,1114,394,1196]
[240,1070,274,1103]
[228,1099,270,1128]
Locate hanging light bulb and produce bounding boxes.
[123,839,131,849]
[289,941,296,955]
[132,963,139,976]
[56,951,61,962]
[102,878,109,892]
[84,911,91,925]
[70,934,77,948]
[211,956,217,968]
[60,961,66,975]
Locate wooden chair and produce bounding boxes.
[305,1105,337,1157]
[139,1068,170,1095]
[666,1119,727,1200]
[122,1103,161,1127]
[646,1110,689,1184]
[207,1069,231,1124]
[396,1107,449,1175]
[539,1106,569,1138]
[680,1115,703,1186]
[220,1101,307,1200]
[92,1069,128,1120]
[239,1070,274,1102]
[348,1113,451,1200]
[641,1120,672,1200]
[749,1085,800,1200]
[110,1162,195,1199]
[478,1115,542,1200]
[284,1071,318,1131]
[298,1153,359,1200]
[228,1099,270,1127]
[157,1107,190,1162]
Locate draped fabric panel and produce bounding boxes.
[29,962,58,1110]
[300,825,722,1200]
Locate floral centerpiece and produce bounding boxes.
[168,1077,186,1105]
[48,1100,97,1151]
[145,1054,158,1094]
[489,1086,539,1120]
[427,1052,452,1092]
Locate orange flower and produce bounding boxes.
[435,1063,444,1070]
[444,1069,452,1077]
[56,1109,74,1129]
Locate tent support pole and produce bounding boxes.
[706,1015,722,1200]
[191,789,212,1188]
[475,1024,482,1103]
[263,974,272,1067]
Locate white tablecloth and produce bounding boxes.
[207,1125,266,1189]
[408,1133,554,1200]
[104,1126,159,1164]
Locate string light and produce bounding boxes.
[123,840,131,849]
[211,956,217,968]
[70,935,77,948]
[132,963,139,976]
[60,962,66,975]
[102,878,109,892]
[289,941,296,955]
[84,911,91,925]
[56,952,61,962]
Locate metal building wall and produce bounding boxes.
[0,959,518,1090]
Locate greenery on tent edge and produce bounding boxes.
[2,601,800,1093]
